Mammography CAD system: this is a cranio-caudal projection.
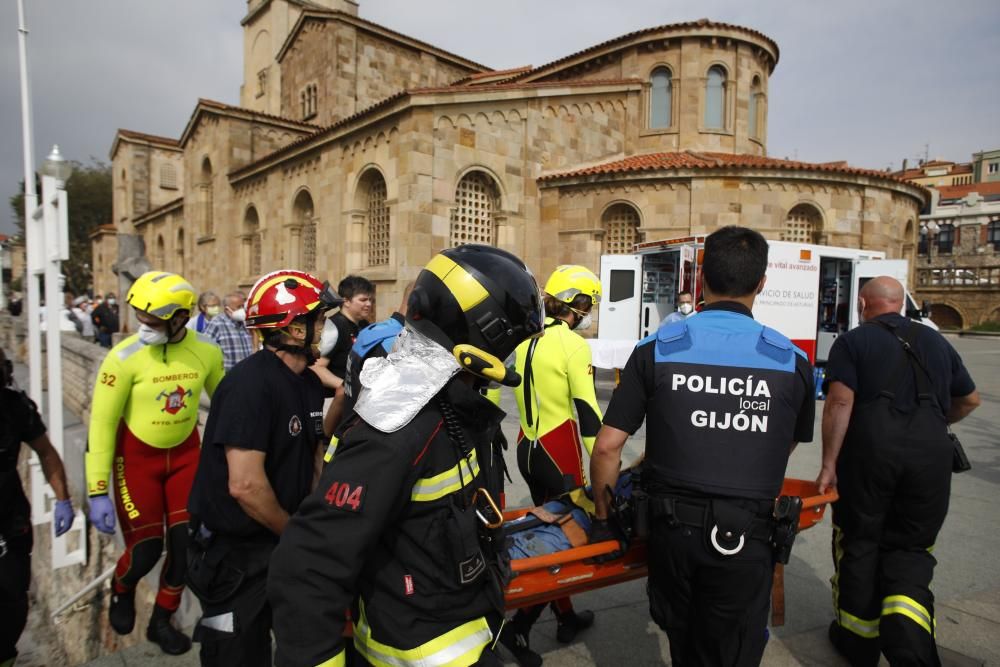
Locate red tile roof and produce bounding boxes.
[452,67,533,86]
[936,181,1000,200]
[228,79,641,180]
[539,151,925,189]
[196,98,321,130]
[511,19,779,82]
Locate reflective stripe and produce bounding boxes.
[831,523,844,618]
[882,595,934,635]
[117,338,145,361]
[837,609,880,639]
[324,435,340,463]
[315,650,347,667]
[411,450,479,502]
[425,254,489,312]
[354,601,492,667]
[199,612,234,633]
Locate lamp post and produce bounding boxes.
[921,220,940,267]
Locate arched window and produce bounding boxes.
[782,204,822,243]
[649,67,672,129]
[154,234,165,268]
[199,157,214,236]
[987,218,1000,251]
[749,76,762,139]
[292,190,316,272]
[176,228,186,276]
[602,203,640,255]
[704,66,727,130]
[243,206,261,278]
[361,171,390,266]
[450,172,500,247]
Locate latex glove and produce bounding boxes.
[587,518,626,563]
[88,495,117,535]
[53,498,75,537]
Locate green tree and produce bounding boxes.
[9,160,112,296]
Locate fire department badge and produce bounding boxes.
[288,415,302,436]
[157,385,192,415]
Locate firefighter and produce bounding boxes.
[590,226,815,665]
[502,265,602,664]
[819,276,980,666]
[86,271,224,655]
[186,270,343,666]
[268,245,544,667]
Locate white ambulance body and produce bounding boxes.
[597,236,931,364]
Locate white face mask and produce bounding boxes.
[679,303,694,315]
[138,323,169,346]
[107,298,117,306]
[318,318,340,357]
[573,313,593,331]
[229,307,246,323]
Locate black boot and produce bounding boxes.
[108,587,136,635]
[498,618,543,667]
[555,609,595,643]
[146,604,192,655]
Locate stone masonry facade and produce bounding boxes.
[96,3,926,323]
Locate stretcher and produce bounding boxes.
[503,478,838,626]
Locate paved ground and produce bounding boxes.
[20,335,1000,665]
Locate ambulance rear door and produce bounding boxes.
[598,254,642,340]
[849,259,910,329]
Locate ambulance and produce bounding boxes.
[597,236,933,364]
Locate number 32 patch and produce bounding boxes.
[324,481,366,512]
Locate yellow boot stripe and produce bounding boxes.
[837,609,880,639]
[882,595,934,635]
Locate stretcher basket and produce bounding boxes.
[503,478,838,626]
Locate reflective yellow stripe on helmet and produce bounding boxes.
[882,595,935,635]
[425,254,489,312]
[354,599,492,667]
[411,450,479,502]
[314,649,347,667]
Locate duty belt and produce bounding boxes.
[649,496,774,555]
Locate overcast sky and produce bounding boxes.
[2,0,999,235]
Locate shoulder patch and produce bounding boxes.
[324,480,366,512]
[657,321,689,344]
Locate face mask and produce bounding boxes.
[573,313,593,331]
[679,303,694,315]
[138,323,169,346]
[205,306,221,317]
[318,318,340,357]
[107,298,117,306]
[229,307,246,323]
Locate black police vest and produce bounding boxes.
[643,313,805,500]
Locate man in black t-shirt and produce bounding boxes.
[186,270,341,667]
[323,275,373,379]
[819,276,980,666]
[1,348,75,666]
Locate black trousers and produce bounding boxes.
[831,415,952,667]
[189,538,274,667]
[647,516,773,666]
[0,530,32,663]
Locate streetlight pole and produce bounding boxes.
[16,0,42,406]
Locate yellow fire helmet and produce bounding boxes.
[543,265,602,306]
[126,271,197,320]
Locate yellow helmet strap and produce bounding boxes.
[453,344,521,387]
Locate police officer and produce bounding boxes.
[819,276,980,666]
[268,245,544,667]
[1,347,75,667]
[186,270,342,666]
[590,226,815,666]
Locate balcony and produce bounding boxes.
[916,266,1000,289]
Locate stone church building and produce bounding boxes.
[96,0,927,316]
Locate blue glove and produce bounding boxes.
[88,495,117,535]
[53,498,75,537]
